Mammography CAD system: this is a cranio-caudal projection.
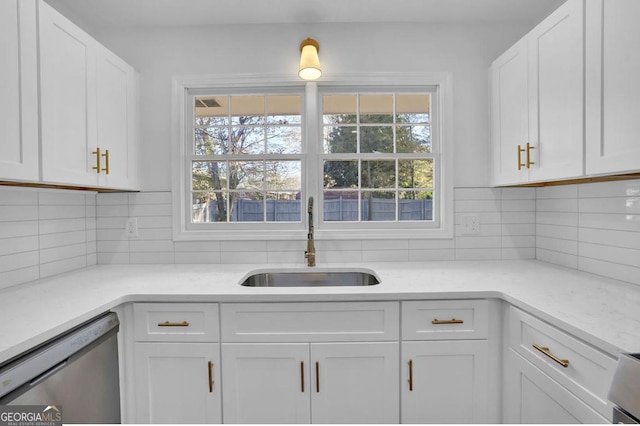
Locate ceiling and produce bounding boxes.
[45,0,565,30]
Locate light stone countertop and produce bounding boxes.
[1,260,639,364]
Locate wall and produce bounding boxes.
[95,188,536,264]
[94,21,531,191]
[1,181,638,288]
[0,187,97,290]
[536,179,640,286]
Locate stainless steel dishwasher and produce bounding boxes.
[0,312,121,423]
[608,353,640,424]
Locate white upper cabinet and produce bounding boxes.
[585,0,640,176]
[491,0,584,186]
[39,0,97,186]
[95,48,139,189]
[527,0,584,182]
[490,38,529,185]
[0,0,38,181]
[38,0,139,190]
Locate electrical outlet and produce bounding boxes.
[125,217,138,238]
[460,214,480,235]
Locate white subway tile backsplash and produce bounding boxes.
[578,227,640,250]
[579,213,640,232]
[0,188,96,289]
[3,179,639,288]
[0,221,38,239]
[362,249,409,262]
[536,248,578,269]
[409,249,455,261]
[536,223,578,241]
[536,198,578,213]
[578,257,640,286]
[455,248,501,260]
[579,242,640,268]
[0,236,38,256]
[578,179,640,198]
[582,197,640,214]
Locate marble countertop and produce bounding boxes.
[1,260,639,364]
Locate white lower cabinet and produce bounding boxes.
[221,342,399,424]
[401,300,494,424]
[134,343,221,424]
[401,340,489,424]
[131,303,221,424]
[504,306,615,424]
[504,349,607,424]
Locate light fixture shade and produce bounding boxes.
[298,38,321,80]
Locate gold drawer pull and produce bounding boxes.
[533,344,569,368]
[92,147,101,173]
[526,142,535,168]
[102,149,110,174]
[432,318,464,325]
[157,321,190,327]
[517,144,526,170]
[208,361,214,393]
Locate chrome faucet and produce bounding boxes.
[305,197,316,267]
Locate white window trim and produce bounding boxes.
[172,72,454,241]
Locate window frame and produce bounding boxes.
[172,73,453,241]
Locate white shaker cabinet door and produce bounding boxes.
[38,0,98,186]
[95,46,139,190]
[133,342,221,424]
[221,343,311,424]
[0,0,38,181]
[527,0,584,182]
[503,349,608,424]
[490,37,530,186]
[401,340,489,424]
[311,342,399,424]
[586,0,640,176]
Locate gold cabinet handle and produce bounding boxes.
[408,359,413,391]
[432,318,464,325]
[300,361,305,392]
[533,344,569,368]
[517,144,526,170]
[92,147,101,173]
[526,142,535,168]
[157,321,190,327]
[102,149,110,174]
[315,362,320,393]
[208,361,214,393]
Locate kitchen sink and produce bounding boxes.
[240,269,380,287]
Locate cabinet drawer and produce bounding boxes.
[508,306,616,417]
[134,303,219,342]
[220,302,399,342]
[402,300,489,340]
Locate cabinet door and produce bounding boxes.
[96,46,139,189]
[221,343,311,424]
[38,0,98,186]
[586,0,640,175]
[528,0,584,182]
[402,340,489,424]
[311,342,399,424]
[0,0,38,181]
[504,349,608,424]
[134,343,221,424]
[490,38,530,185]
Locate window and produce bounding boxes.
[320,91,435,224]
[173,74,453,240]
[190,93,303,224]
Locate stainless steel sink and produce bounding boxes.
[240,269,380,287]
